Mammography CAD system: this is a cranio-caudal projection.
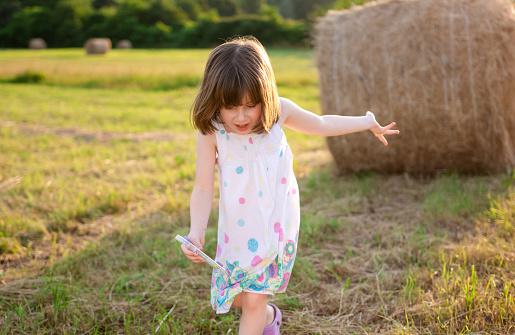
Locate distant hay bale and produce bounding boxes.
[29,38,47,49]
[315,0,515,174]
[84,38,112,55]
[116,39,132,49]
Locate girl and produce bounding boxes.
[180,36,399,335]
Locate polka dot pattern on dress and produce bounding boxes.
[251,255,262,267]
[248,238,258,252]
[274,222,284,242]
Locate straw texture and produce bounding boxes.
[315,0,515,174]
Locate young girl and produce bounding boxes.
[180,36,399,335]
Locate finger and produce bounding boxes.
[190,252,205,263]
[383,122,397,131]
[192,257,206,263]
[378,134,388,146]
[185,236,204,249]
[181,244,202,258]
[386,129,400,135]
[181,245,206,263]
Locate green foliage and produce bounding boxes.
[267,0,337,19]
[173,14,308,48]
[209,0,240,16]
[176,0,202,20]
[0,0,22,25]
[240,0,264,14]
[0,4,85,47]
[10,70,45,84]
[92,0,115,9]
[333,0,370,10]
[0,0,315,48]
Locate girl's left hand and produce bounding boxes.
[366,111,399,146]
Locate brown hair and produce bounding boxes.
[191,36,280,135]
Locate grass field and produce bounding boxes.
[0,48,514,334]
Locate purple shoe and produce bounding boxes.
[262,303,282,335]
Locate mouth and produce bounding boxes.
[235,123,250,131]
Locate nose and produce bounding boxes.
[236,108,246,122]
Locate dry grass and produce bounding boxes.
[1,157,514,334]
[276,170,515,334]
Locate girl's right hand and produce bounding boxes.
[180,232,206,263]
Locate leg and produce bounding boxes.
[233,292,275,327]
[233,292,242,309]
[238,292,269,335]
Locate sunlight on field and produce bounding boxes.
[0,48,514,334]
[0,49,208,90]
[0,49,318,91]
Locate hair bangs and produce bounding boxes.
[218,66,262,109]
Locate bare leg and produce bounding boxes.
[233,293,275,323]
[237,292,277,335]
[233,292,242,309]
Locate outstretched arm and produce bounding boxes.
[181,131,216,263]
[280,98,399,145]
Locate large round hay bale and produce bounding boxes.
[84,38,112,55]
[116,39,132,49]
[29,38,47,49]
[315,0,515,174]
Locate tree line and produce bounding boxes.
[0,0,371,48]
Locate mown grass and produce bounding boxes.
[1,48,514,334]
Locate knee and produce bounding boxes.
[241,292,267,313]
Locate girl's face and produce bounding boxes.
[220,97,262,135]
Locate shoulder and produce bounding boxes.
[197,130,217,151]
[279,97,296,112]
[278,97,297,126]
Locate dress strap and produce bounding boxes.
[211,121,224,132]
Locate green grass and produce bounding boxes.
[0,84,195,132]
[1,48,514,334]
[0,48,318,92]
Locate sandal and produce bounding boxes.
[262,303,282,335]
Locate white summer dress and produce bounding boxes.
[210,122,300,314]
